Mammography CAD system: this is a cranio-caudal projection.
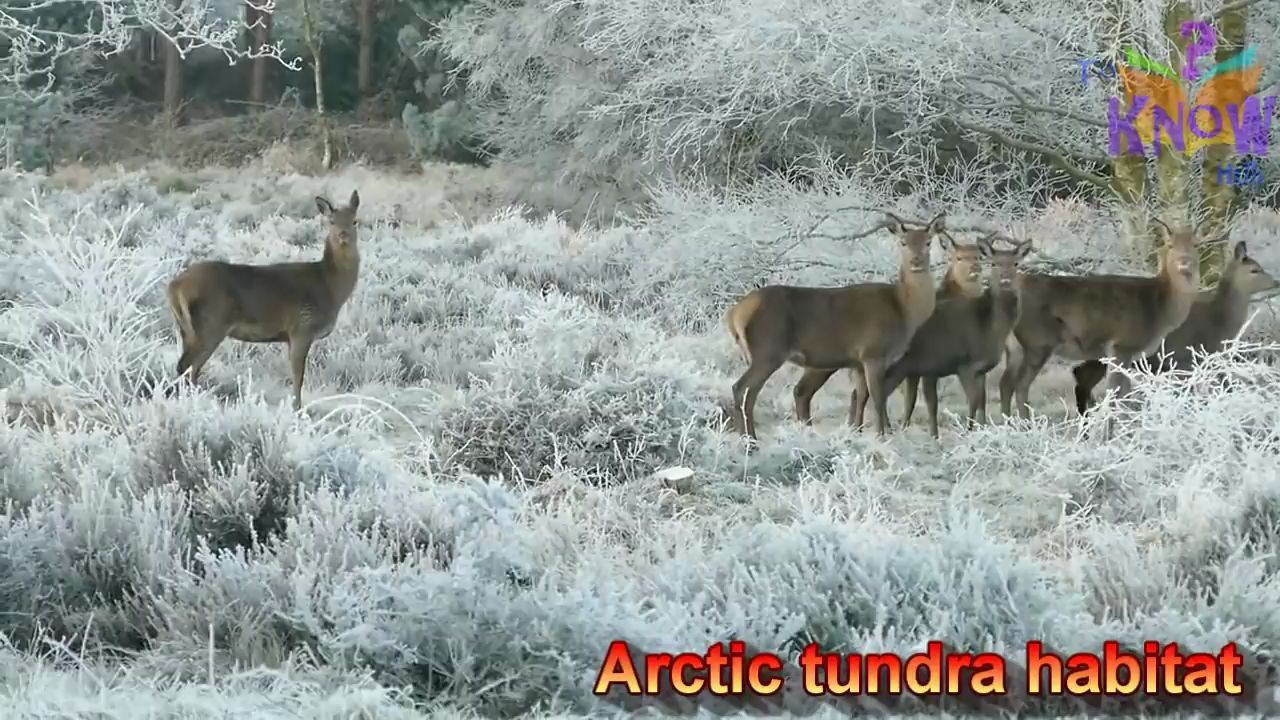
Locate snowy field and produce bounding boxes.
[3,162,1280,716]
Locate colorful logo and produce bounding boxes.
[1105,20,1276,157]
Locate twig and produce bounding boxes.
[959,74,1109,129]
[948,116,1111,190]
[1219,0,1262,15]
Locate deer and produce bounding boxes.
[724,211,946,440]
[882,235,1032,437]
[1069,240,1278,414]
[894,231,990,429]
[997,218,1201,421]
[165,190,362,411]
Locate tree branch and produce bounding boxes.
[1219,0,1262,15]
[959,74,1109,128]
[948,116,1111,189]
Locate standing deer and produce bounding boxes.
[998,218,1201,420]
[1070,240,1278,414]
[725,211,946,440]
[895,231,990,427]
[883,235,1032,437]
[165,190,362,410]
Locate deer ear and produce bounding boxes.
[1016,240,1034,259]
[938,232,954,251]
[927,213,946,234]
[976,236,994,257]
[348,189,360,211]
[316,196,335,216]
[883,213,906,236]
[1234,240,1247,260]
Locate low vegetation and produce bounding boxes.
[2,162,1280,716]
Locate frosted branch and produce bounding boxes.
[2,0,302,102]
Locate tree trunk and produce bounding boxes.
[357,0,377,113]
[302,0,333,169]
[1149,1,1194,265]
[162,0,184,125]
[1111,155,1149,257]
[247,5,274,104]
[1198,4,1247,284]
[1104,0,1150,256]
[162,36,183,126]
[133,28,148,68]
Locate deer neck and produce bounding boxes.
[1210,273,1252,335]
[895,266,936,331]
[1155,254,1198,329]
[939,268,981,299]
[322,243,361,304]
[988,282,1021,334]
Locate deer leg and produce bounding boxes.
[170,342,197,398]
[182,326,227,387]
[1013,345,1053,420]
[1072,360,1107,415]
[1099,365,1135,441]
[999,342,1022,418]
[862,359,890,436]
[879,366,911,432]
[731,354,786,440]
[1102,362,1136,408]
[957,368,982,428]
[287,332,315,411]
[793,368,837,426]
[975,372,989,424]
[848,366,870,429]
[922,376,941,438]
[901,376,920,427]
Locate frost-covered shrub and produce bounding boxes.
[403,101,485,166]
[429,297,724,482]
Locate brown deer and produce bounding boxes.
[895,231,990,428]
[883,235,1032,437]
[997,218,1201,420]
[165,190,362,410]
[725,211,946,440]
[1070,240,1278,414]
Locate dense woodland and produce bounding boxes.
[2,0,476,169]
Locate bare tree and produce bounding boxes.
[271,0,350,168]
[2,0,301,104]
[355,0,376,114]
[246,0,275,104]
[299,0,332,168]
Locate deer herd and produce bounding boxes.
[160,194,1276,440]
[725,211,1278,441]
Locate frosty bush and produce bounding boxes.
[2,166,1280,716]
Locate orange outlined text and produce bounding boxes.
[593,640,784,696]
[1025,641,1243,695]
[592,640,1246,699]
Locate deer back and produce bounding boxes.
[1015,224,1199,358]
[173,190,362,343]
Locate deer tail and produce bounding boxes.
[725,292,761,365]
[166,279,197,343]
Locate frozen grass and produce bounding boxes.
[2,163,1280,716]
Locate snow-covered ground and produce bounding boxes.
[2,161,1280,716]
